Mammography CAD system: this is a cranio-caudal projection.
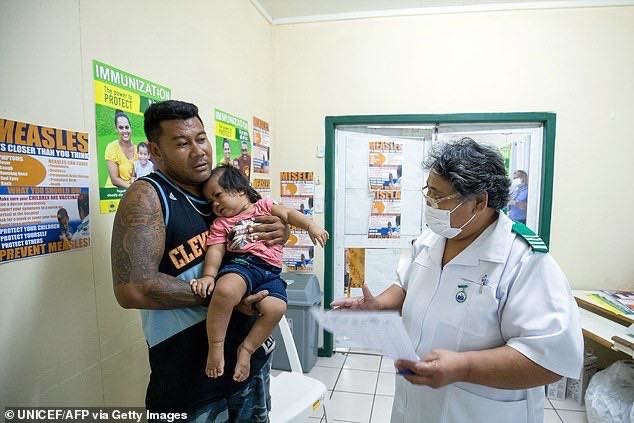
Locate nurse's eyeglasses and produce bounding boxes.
[421,186,460,209]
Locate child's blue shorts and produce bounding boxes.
[217,253,287,303]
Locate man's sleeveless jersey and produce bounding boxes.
[140,171,271,412]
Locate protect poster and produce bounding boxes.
[93,60,171,213]
[0,118,90,263]
[215,109,252,180]
[252,116,270,174]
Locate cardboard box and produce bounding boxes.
[566,353,598,404]
[546,377,567,400]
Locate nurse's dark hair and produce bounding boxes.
[210,165,261,203]
[143,100,202,144]
[423,137,511,210]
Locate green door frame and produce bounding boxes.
[320,112,556,357]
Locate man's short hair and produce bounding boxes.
[144,100,202,143]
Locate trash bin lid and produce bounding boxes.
[281,272,322,306]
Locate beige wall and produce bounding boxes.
[0,0,273,406]
[272,6,634,291]
[2,0,633,407]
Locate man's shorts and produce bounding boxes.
[217,254,287,303]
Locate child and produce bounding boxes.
[190,165,329,382]
[133,142,154,178]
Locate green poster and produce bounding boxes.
[214,109,252,180]
[93,60,171,213]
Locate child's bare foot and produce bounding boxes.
[233,343,254,382]
[206,340,225,378]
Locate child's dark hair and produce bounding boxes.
[137,141,149,152]
[210,165,261,203]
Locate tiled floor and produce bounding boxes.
[272,349,589,423]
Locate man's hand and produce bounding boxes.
[330,284,381,310]
[249,215,290,246]
[235,290,269,315]
[190,276,215,298]
[395,349,469,389]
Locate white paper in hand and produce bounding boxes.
[312,309,419,361]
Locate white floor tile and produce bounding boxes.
[307,366,341,390]
[375,373,396,396]
[334,347,350,353]
[344,354,381,371]
[371,396,394,423]
[349,347,381,355]
[335,369,378,394]
[379,357,396,374]
[544,409,563,423]
[544,398,554,409]
[557,410,588,423]
[549,398,585,411]
[326,391,374,422]
[315,352,347,368]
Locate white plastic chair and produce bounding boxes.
[269,315,329,422]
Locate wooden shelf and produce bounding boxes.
[573,290,633,326]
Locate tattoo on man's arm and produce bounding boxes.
[111,182,199,308]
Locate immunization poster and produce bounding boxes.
[93,60,171,214]
[215,109,252,180]
[252,116,270,174]
[280,171,315,272]
[0,118,90,263]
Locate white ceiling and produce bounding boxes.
[252,0,634,23]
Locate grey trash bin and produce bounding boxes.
[271,273,321,373]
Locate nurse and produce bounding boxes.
[332,138,583,423]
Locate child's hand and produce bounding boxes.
[308,224,329,247]
[190,275,216,298]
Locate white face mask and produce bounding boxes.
[424,201,476,239]
[510,178,521,189]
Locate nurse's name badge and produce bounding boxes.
[455,284,468,303]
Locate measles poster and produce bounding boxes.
[0,118,90,263]
[215,109,252,180]
[252,178,271,199]
[368,190,401,239]
[367,140,402,239]
[280,171,315,272]
[93,60,171,214]
[368,140,403,190]
[252,116,271,175]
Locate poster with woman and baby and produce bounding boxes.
[93,60,171,214]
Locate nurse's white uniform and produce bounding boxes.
[392,213,583,423]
